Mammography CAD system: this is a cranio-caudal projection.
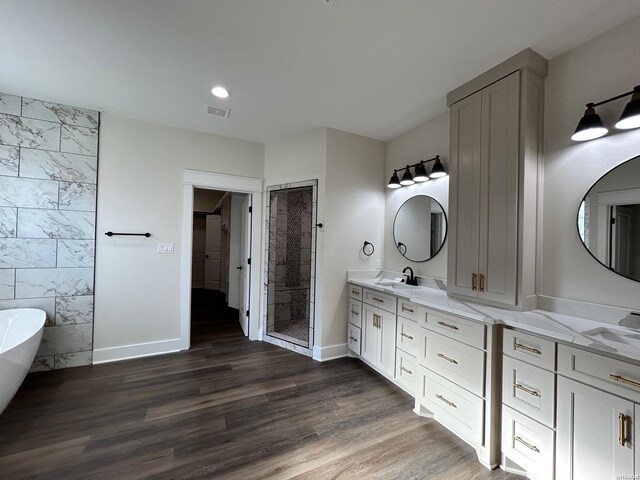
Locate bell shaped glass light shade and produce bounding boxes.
[615,88,640,130]
[413,162,429,182]
[387,171,401,189]
[429,156,447,178]
[400,167,415,186]
[571,105,608,141]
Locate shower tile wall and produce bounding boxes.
[266,183,316,347]
[0,92,98,371]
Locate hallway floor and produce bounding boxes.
[0,303,520,479]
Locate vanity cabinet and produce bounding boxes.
[447,50,546,310]
[347,286,363,355]
[362,304,397,377]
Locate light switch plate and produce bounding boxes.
[157,242,174,254]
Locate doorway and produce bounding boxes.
[180,170,263,351]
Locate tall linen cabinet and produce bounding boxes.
[447,49,547,310]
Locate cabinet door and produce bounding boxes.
[361,305,378,366]
[448,90,482,298]
[378,310,397,378]
[557,376,634,480]
[478,72,520,305]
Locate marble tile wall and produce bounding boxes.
[0,92,98,371]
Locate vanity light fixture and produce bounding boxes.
[387,155,447,189]
[572,85,640,141]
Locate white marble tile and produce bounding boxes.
[56,295,93,325]
[0,238,57,268]
[0,114,60,150]
[0,207,17,237]
[15,267,93,299]
[57,239,95,268]
[0,93,21,116]
[0,176,58,209]
[19,148,97,184]
[0,269,14,299]
[0,144,19,176]
[18,209,95,239]
[0,297,56,326]
[22,98,98,128]
[54,350,92,368]
[60,125,98,155]
[58,182,96,212]
[37,323,93,356]
[30,356,54,372]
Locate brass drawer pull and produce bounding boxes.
[437,321,459,331]
[610,374,640,389]
[351,289,360,295]
[437,353,458,365]
[350,310,359,316]
[436,394,456,408]
[371,297,384,303]
[513,435,540,453]
[400,366,413,375]
[479,274,485,292]
[349,336,358,342]
[401,333,414,340]
[514,342,542,355]
[471,273,477,291]
[514,383,541,397]
[402,305,414,313]
[619,413,628,446]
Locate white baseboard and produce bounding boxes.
[312,343,348,362]
[93,338,182,364]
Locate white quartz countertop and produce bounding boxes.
[349,278,640,364]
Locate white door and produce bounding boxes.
[362,305,378,366]
[378,310,397,378]
[614,206,632,276]
[238,197,251,336]
[556,376,634,480]
[205,215,221,290]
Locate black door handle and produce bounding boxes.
[237,266,242,270]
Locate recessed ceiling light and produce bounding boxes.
[211,86,230,99]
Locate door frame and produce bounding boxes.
[181,169,263,349]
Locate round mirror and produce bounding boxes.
[578,154,640,282]
[393,195,447,262]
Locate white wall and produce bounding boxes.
[541,15,640,310]
[323,128,386,349]
[385,112,450,279]
[94,115,264,355]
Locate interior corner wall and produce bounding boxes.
[541,15,640,310]
[94,115,264,357]
[322,128,386,349]
[263,128,328,348]
[385,112,450,279]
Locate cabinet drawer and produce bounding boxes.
[348,284,362,301]
[396,317,419,357]
[503,329,555,371]
[420,367,484,446]
[395,349,417,394]
[502,355,555,428]
[398,299,419,322]
[348,299,362,328]
[423,310,486,349]
[364,289,397,314]
[558,344,640,403]
[421,330,485,397]
[347,324,361,356]
[502,405,554,480]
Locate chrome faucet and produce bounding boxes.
[402,267,418,286]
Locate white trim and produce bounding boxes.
[312,343,348,362]
[93,338,182,364]
[594,188,640,263]
[597,188,640,206]
[181,170,264,351]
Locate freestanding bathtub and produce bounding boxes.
[0,308,46,414]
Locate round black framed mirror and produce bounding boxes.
[578,154,640,282]
[393,195,447,262]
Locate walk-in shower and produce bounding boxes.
[264,180,317,350]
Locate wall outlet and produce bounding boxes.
[376,259,382,270]
[157,242,174,254]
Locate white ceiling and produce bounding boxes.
[1,1,639,144]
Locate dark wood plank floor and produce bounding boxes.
[0,290,520,479]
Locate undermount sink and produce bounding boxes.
[377,280,416,291]
[582,326,640,347]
